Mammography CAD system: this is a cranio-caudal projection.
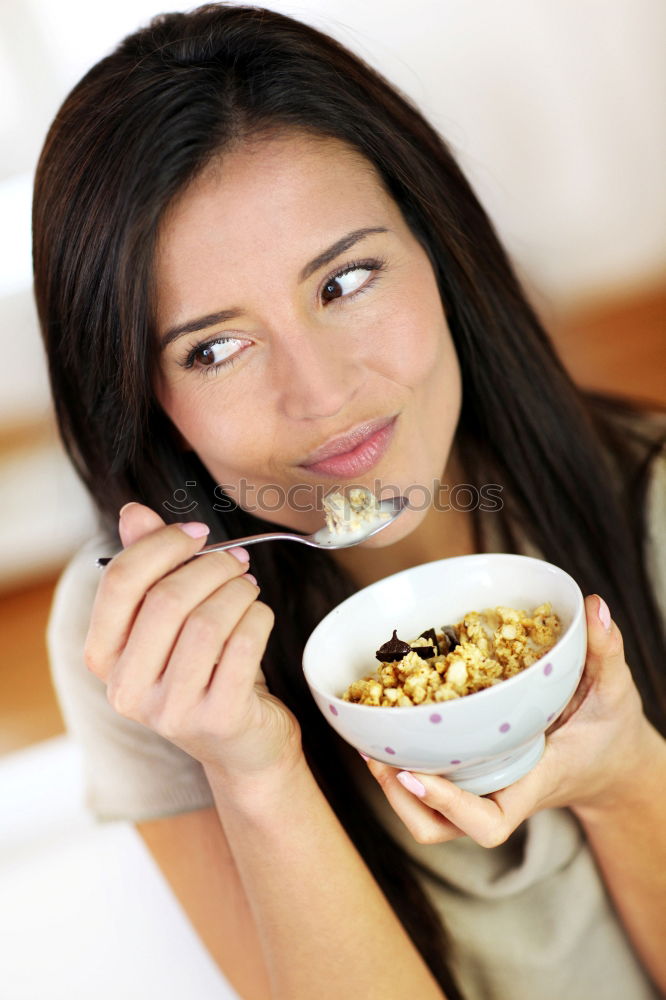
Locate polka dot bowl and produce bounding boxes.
[302,553,586,795]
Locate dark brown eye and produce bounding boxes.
[181,337,248,373]
[320,264,373,305]
[321,279,343,304]
[195,345,216,366]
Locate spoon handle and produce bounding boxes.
[193,531,313,554]
[95,529,312,568]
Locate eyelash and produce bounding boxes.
[178,255,387,376]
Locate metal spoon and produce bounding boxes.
[95,495,409,567]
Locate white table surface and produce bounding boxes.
[0,736,241,1000]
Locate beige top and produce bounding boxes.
[47,428,666,1000]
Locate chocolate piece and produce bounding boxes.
[419,628,439,648]
[440,625,460,654]
[410,644,437,660]
[376,629,412,662]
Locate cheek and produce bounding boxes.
[156,373,261,465]
[367,297,453,390]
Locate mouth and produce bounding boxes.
[299,413,399,478]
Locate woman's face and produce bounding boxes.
[154,132,462,544]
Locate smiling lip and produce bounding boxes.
[299,415,398,477]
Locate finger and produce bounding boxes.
[118,501,166,547]
[86,521,238,679]
[390,734,571,846]
[487,751,558,822]
[584,594,627,684]
[205,600,276,724]
[380,768,525,848]
[109,548,252,696]
[108,554,255,700]
[119,503,251,563]
[153,575,261,697]
[365,759,465,844]
[548,594,628,734]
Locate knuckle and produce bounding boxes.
[252,600,275,629]
[608,625,625,657]
[150,689,191,742]
[478,824,509,849]
[106,679,138,719]
[142,580,185,618]
[225,629,258,659]
[374,769,394,794]
[101,557,131,596]
[410,822,440,846]
[153,705,184,741]
[185,607,220,644]
[83,636,102,676]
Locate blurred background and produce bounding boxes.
[1,1,664,996]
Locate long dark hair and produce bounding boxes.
[33,6,665,997]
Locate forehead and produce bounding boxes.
[154,132,397,286]
[171,130,388,219]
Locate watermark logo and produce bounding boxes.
[162,479,503,515]
[162,481,199,515]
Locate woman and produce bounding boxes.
[35,5,666,999]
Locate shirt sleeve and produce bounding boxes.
[46,532,214,823]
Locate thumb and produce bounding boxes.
[584,594,627,678]
[118,501,166,548]
[550,594,628,733]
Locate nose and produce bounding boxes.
[275,324,365,422]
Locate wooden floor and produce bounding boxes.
[546,286,666,408]
[0,573,66,754]
[1,286,664,756]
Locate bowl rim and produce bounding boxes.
[303,552,586,714]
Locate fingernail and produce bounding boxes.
[596,595,612,632]
[228,546,251,563]
[119,501,138,517]
[178,522,210,539]
[396,771,426,798]
[242,572,258,586]
[358,751,369,761]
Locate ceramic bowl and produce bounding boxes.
[302,553,586,795]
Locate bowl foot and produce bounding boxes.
[443,734,546,796]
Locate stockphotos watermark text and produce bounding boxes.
[161,479,503,515]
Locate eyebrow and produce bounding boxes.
[159,225,390,350]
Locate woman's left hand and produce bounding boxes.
[362,595,654,847]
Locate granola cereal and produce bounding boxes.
[323,487,391,536]
[341,603,561,706]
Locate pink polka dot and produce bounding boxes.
[385,746,396,755]
[450,759,461,765]
[499,722,511,733]
[429,713,442,724]
[329,704,338,715]
[543,662,553,676]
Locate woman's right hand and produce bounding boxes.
[83,502,303,784]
